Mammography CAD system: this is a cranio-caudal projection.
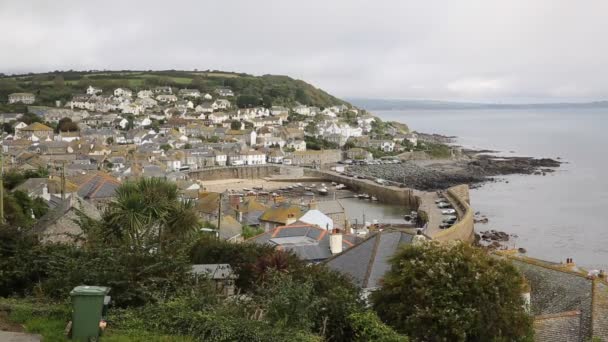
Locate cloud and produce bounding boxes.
[0,0,607,102]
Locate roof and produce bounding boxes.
[325,231,414,289]
[197,192,220,214]
[298,209,333,231]
[248,224,360,262]
[259,203,302,224]
[494,251,600,340]
[232,198,267,213]
[69,172,120,199]
[22,122,53,131]
[534,311,581,342]
[191,264,236,279]
[219,215,242,240]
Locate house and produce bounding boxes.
[156,94,178,103]
[68,171,120,208]
[175,100,194,109]
[86,86,102,95]
[208,112,229,124]
[248,224,358,263]
[178,89,201,98]
[137,90,153,98]
[258,203,302,231]
[257,135,285,148]
[31,196,101,244]
[288,149,342,166]
[494,251,608,341]
[215,87,234,97]
[270,106,289,116]
[8,93,36,104]
[242,150,266,165]
[191,264,237,296]
[267,149,285,164]
[219,215,243,242]
[326,230,416,297]
[225,129,257,146]
[369,140,395,152]
[213,99,231,110]
[293,105,312,116]
[153,86,173,94]
[286,139,306,151]
[114,88,132,98]
[195,102,214,113]
[18,122,54,141]
[203,93,213,100]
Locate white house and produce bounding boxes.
[213,99,231,110]
[114,88,133,98]
[208,112,229,124]
[286,139,306,151]
[86,86,102,95]
[293,105,311,116]
[137,90,154,98]
[243,150,266,165]
[203,93,213,100]
[156,94,178,103]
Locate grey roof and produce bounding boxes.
[509,258,593,339]
[191,264,236,279]
[325,231,414,289]
[242,210,264,226]
[534,312,581,342]
[249,224,359,262]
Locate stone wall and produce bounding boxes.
[592,280,608,340]
[188,165,282,181]
[304,169,419,208]
[432,185,475,243]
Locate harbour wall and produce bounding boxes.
[431,184,475,243]
[188,165,284,181]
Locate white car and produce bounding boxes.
[442,209,456,215]
[437,202,452,208]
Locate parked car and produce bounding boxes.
[442,209,456,215]
[437,202,452,208]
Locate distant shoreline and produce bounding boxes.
[348,98,608,111]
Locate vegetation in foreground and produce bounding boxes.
[0,177,532,341]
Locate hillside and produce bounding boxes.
[0,70,350,110]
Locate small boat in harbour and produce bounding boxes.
[371,196,378,201]
[359,194,370,200]
[304,187,312,191]
[318,187,328,195]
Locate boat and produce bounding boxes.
[287,185,294,189]
[296,183,303,187]
[371,196,378,201]
[336,184,346,190]
[304,191,315,196]
[304,187,312,191]
[242,188,251,192]
[331,182,337,186]
[318,187,328,195]
[358,193,370,200]
[253,186,263,190]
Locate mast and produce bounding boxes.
[216,192,222,240]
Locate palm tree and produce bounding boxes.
[102,178,201,251]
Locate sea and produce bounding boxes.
[375,108,608,270]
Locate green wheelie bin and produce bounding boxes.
[70,286,110,341]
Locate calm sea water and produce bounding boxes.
[376,108,608,270]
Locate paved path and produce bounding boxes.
[415,190,445,237]
[0,331,41,342]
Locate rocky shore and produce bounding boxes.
[348,152,561,191]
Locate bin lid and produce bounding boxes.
[70,286,110,296]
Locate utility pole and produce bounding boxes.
[0,145,4,225]
[216,192,222,240]
[61,162,66,200]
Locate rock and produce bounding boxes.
[518,248,527,254]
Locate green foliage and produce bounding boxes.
[160,143,172,152]
[3,167,49,190]
[236,95,261,108]
[99,178,201,251]
[422,141,452,159]
[230,120,241,130]
[349,311,409,342]
[371,242,534,342]
[242,225,264,239]
[304,136,339,150]
[56,117,78,132]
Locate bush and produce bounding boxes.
[371,242,533,341]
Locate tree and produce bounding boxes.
[56,117,79,132]
[230,120,242,130]
[237,95,261,108]
[371,242,533,341]
[101,178,201,251]
[160,144,172,152]
[53,74,65,88]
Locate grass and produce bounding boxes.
[0,298,195,341]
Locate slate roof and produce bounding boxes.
[533,311,581,342]
[259,203,302,224]
[248,224,358,262]
[69,172,120,200]
[325,231,414,289]
[219,215,242,241]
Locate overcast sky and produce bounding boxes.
[1,0,607,102]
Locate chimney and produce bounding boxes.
[309,200,318,210]
[235,204,243,222]
[330,228,343,255]
[285,213,297,226]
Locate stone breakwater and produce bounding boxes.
[349,155,561,191]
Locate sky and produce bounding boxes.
[1,0,607,103]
